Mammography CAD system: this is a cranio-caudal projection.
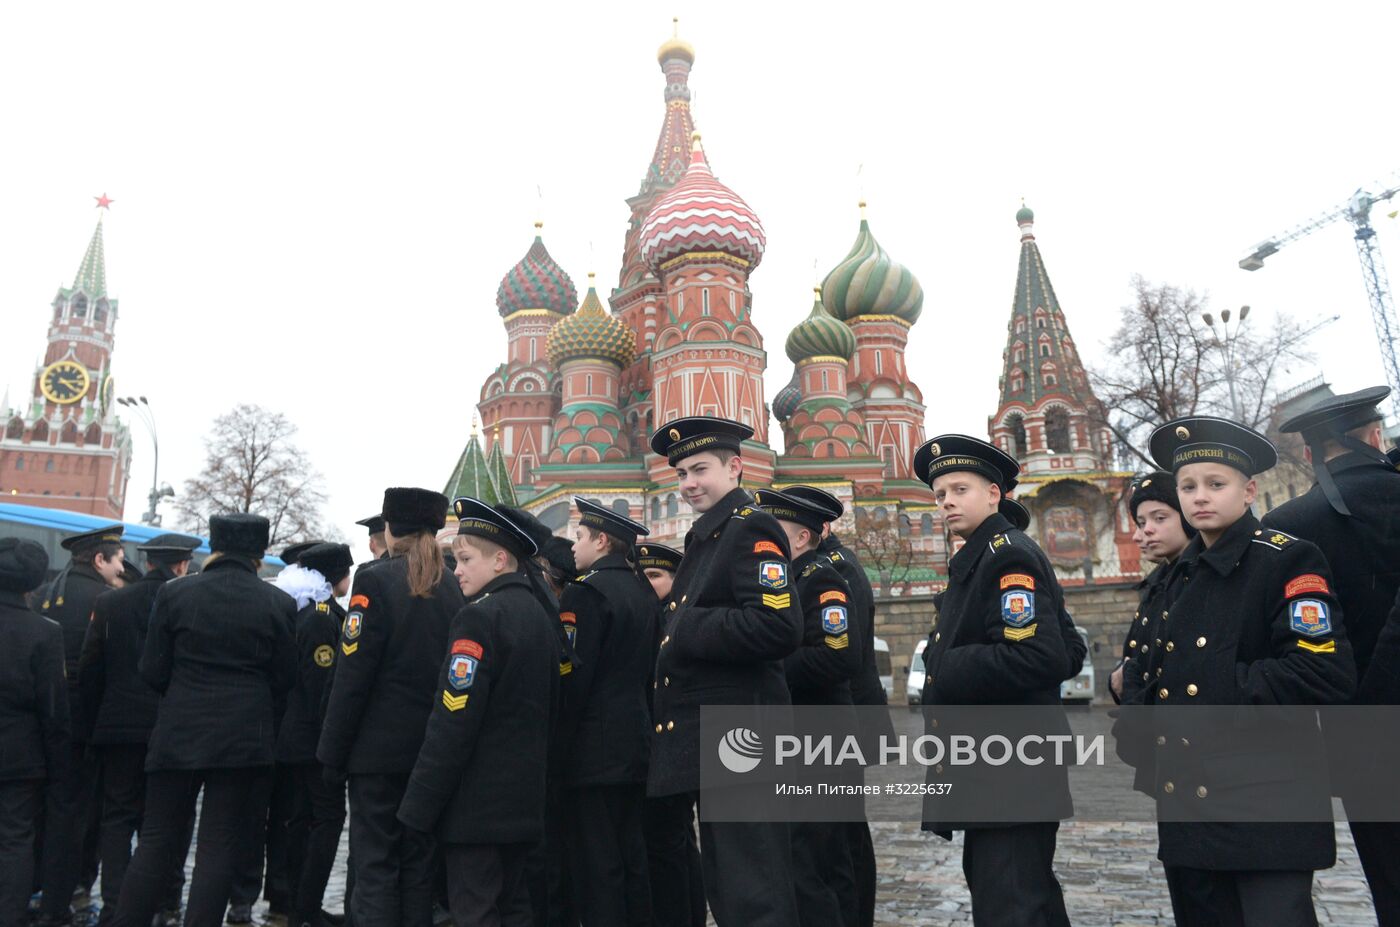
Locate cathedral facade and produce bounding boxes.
[449,25,946,588]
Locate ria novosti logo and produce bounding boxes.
[718,728,764,773]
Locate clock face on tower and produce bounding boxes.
[40,360,91,405]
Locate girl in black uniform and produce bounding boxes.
[316,488,462,927]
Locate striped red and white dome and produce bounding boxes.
[639,138,765,273]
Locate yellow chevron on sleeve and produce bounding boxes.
[761,593,792,610]
[1003,623,1038,642]
[441,690,469,712]
[1296,639,1336,654]
[340,641,359,656]
[824,634,850,650]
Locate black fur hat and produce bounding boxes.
[0,537,49,593]
[298,542,355,584]
[209,514,271,558]
[1129,471,1197,538]
[382,487,449,535]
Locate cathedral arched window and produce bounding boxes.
[701,288,710,316]
[14,456,23,470]
[898,514,912,537]
[60,421,78,444]
[1039,344,1051,357]
[1043,373,1057,386]
[1045,407,1071,453]
[874,352,883,375]
[585,374,593,395]
[821,370,829,391]
[85,423,101,444]
[1015,319,1025,333]
[666,493,679,517]
[94,300,108,325]
[5,418,21,439]
[1010,370,1024,393]
[651,497,661,522]
[72,294,87,318]
[1005,412,1028,458]
[920,513,934,534]
[32,421,48,442]
[45,457,54,473]
[1013,346,1024,364]
[729,290,736,315]
[611,499,630,517]
[53,300,63,321]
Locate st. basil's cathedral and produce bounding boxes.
[443,23,1143,590]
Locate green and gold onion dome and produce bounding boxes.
[496,223,579,318]
[785,287,856,364]
[820,203,923,325]
[546,274,637,368]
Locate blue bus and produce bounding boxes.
[0,503,285,578]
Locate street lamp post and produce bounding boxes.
[117,396,173,526]
[1201,305,1251,422]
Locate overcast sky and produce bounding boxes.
[3,1,1398,540]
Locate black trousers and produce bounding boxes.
[0,779,42,927]
[347,772,434,927]
[563,784,650,927]
[93,744,193,925]
[112,767,264,927]
[643,794,705,927]
[444,843,533,927]
[791,820,857,927]
[694,797,799,927]
[1164,865,1317,927]
[231,763,292,909]
[846,821,876,927]
[1350,820,1400,926]
[284,763,347,922]
[524,779,575,927]
[962,824,1069,927]
[38,740,100,917]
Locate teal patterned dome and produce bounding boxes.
[773,375,802,422]
[820,206,923,324]
[546,275,636,368]
[785,289,856,363]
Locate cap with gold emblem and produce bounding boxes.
[634,542,682,573]
[781,484,844,523]
[649,416,753,465]
[912,434,1020,490]
[574,497,649,544]
[753,487,830,532]
[1149,416,1276,476]
[453,496,538,559]
[60,524,125,553]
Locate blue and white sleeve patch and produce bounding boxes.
[1290,599,1332,637]
[821,605,849,635]
[447,654,479,690]
[759,561,788,589]
[1001,590,1035,628]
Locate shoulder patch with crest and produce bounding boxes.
[1001,589,1035,627]
[313,645,334,667]
[758,561,788,589]
[821,605,849,635]
[1290,599,1332,637]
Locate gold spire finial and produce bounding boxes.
[471,413,480,437]
[534,220,543,230]
[587,271,596,284]
[690,130,703,153]
[858,200,867,220]
[673,15,680,36]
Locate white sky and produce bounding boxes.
[3,1,1398,541]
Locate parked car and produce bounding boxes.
[906,638,927,707]
[1060,627,1094,704]
[874,636,893,702]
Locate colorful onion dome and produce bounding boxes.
[820,203,923,324]
[657,17,695,64]
[785,288,856,364]
[546,274,636,368]
[496,223,578,317]
[1016,203,1035,224]
[773,375,802,423]
[639,134,766,273]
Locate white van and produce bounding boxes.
[1060,627,1094,704]
[906,638,927,707]
[874,636,893,702]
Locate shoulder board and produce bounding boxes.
[570,570,600,585]
[801,562,820,578]
[988,533,1012,554]
[1252,529,1297,551]
[316,601,330,613]
[829,551,843,562]
[471,592,492,603]
[732,506,754,519]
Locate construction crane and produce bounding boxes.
[1239,172,1400,418]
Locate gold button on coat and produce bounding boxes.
[666,721,675,731]
[1164,782,1175,794]
[1196,786,1208,798]
[1166,642,1175,652]
[655,724,662,733]
[1196,637,1207,648]
[1159,688,1169,699]
[1187,684,1199,696]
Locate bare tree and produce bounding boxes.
[852,510,915,596]
[176,404,329,547]
[1088,276,1314,467]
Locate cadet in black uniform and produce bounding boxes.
[272,542,354,927]
[1131,416,1356,926]
[754,488,861,927]
[648,417,803,927]
[398,497,558,926]
[1259,386,1400,922]
[781,484,885,927]
[356,514,388,566]
[112,514,297,927]
[0,538,69,927]
[913,435,1072,927]
[635,543,707,927]
[35,524,125,927]
[79,532,200,926]
[552,498,656,926]
[317,488,462,927]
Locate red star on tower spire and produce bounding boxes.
[94,193,114,210]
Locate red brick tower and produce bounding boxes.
[0,200,132,517]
